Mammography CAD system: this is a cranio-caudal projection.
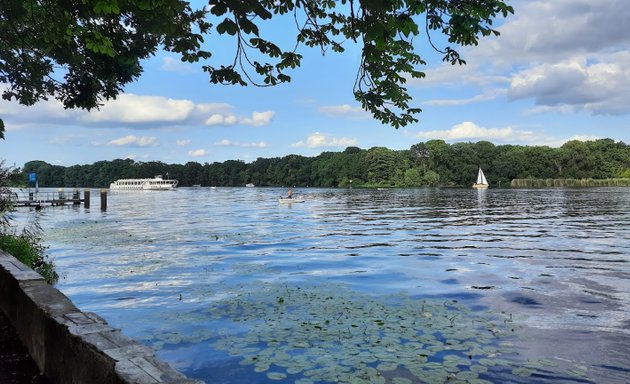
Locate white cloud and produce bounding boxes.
[292,132,358,148]
[423,89,505,106]
[107,135,158,147]
[82,94,195,124]
[0,91,81,127]
[416,122,537,142]
[160,56,193,72]
[188,149,207,157]
[206,114,237,126]
[205,110,274,127]
[508,53,630,114]
[416,123,601,147]
[411,64,511,88]
[214,139,236,146]
[491,1,630,115]
[566,135,601,142]
[176,139,191,146]
[240,111,276,126]
[194,103,234,114]
[410,0,630,116]
[526,105,576,115]
[214,139,268,148]
[242,141,268,148]
[318,104,368,118]
[0,91,275,128]
[477,0,630,64]
[533,135,604,148]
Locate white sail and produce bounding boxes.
[476,168,488,185]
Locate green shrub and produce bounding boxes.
[0,234,58,284]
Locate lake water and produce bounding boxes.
[24,187,630,383]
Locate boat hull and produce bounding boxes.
[279,198,305,203]
[472,184,488,189]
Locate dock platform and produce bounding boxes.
[7,189,106,210]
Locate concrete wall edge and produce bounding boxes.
[0,250,203,384]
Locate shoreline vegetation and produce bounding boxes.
[511,178,630,188]
[0,234,58,285]
[11,139,630,189]
[1,162,58,285]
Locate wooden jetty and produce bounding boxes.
[9,189,107,210]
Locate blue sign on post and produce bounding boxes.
[29,172,36,183]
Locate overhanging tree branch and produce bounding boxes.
[0,0,514,129]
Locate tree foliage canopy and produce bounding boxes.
[0,0,513,134]
[15,139,630,188]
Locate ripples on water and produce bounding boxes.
[28,187,630,383]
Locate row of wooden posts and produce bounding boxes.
[16,189,107,211]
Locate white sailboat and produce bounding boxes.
[472,168,489,189]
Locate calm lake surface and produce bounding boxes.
[26,187,630,383]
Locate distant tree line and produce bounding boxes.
[14,139,630,188]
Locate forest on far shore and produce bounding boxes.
[11,139,630,188]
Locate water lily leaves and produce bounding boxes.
[512,366,534,377]
[538,358,559,367]
[266,371,287,380]
[286,365,304,375]
[375,362,398,371]
[469,364,488,374]
[147,280,585,382]
[468,379,493,384]
[567,365,589,378]
[204,281,524,381]
[254,363,270,372]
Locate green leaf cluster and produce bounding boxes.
[0,0,210,112]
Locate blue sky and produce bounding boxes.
[1,0,629,167]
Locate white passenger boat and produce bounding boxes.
[109,175,178,190]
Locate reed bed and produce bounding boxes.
[511,178,630,188]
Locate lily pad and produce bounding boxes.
[266,371,287,380]
[152,281,528,383]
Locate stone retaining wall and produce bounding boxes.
[0,250,202,384]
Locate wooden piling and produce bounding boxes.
[73,189,80,205]
[100,189,107,211]
[84,189,90,209]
